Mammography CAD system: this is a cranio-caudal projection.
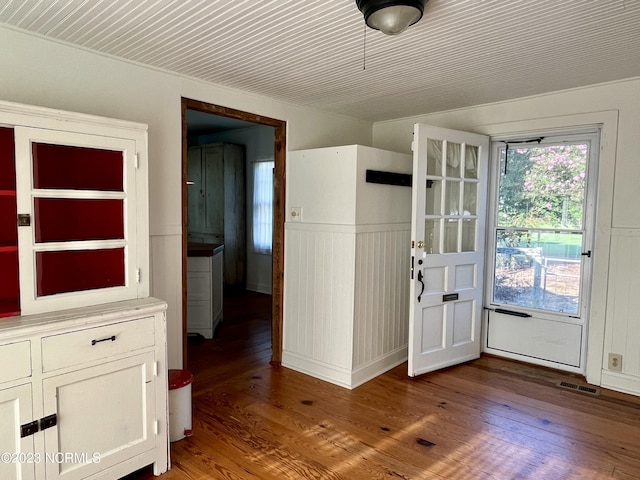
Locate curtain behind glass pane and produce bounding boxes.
[253,161,274,254]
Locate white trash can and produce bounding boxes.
[168,369,193,442]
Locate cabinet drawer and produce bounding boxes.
[0,340,31,383]
[187,256,212,272]
[41,317,155,372]
[187,271,211,301]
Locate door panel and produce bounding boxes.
[43,353,155,480]
[488,311,582,366]
[409,124,489,377]
[0,384,35,480]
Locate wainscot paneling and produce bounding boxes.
[602,229,640,395]
[283,223,410,389]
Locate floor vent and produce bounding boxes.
[557,381,600,396]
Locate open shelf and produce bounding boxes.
[0,297,19,319]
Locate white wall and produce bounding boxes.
[372,77,640,395]
[0,26,372,368]
[195,125,276,294]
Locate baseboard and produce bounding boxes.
[246,283,272,295]
[282,351,353,389]
[600,370,640,396]
[282,346,408,390]
[350,345,408,389]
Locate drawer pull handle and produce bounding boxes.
[92,335,116,346]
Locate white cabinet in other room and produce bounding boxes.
[187,244,224,339]
[187,143,245,290]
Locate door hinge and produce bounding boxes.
[40,413,57,431]
[20,413,57,438]
[20,420,39,438]
[135,153,140,169]
[154,361,158,377]
[154,420,159,435]
[136,268,141,283]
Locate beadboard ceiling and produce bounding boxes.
[2,0,640,122]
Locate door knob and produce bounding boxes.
[417,240,425,249]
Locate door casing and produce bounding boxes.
[181,97,286,366]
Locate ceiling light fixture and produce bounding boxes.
[356,0,429,36]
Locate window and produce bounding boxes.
[252,160,274,254]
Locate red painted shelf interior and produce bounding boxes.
[36,248,125,297]
[0,127,19,318]
[33,143,123,191]
[35,198,124,243]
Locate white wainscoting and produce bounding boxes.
[602,229,640,395]
[283,223,410,389]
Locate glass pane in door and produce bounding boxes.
[426,139,443,176]
[425,220,441,254]
[444,220,458,253]
[446,142,462,178]
[464,145,479,179]
[35,198,124,242]
[493,230,582,315]
[425,180,441,215]
[33,143,124,191]
[461,219,476,252]
[498,144,586,230]
[36,248,125,296]
[444,181,460,216]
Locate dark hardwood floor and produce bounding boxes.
[131,291,640,479]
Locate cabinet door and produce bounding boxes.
[42,352,155,480]
[14,127,141,315]
[0,384,36,480]
[202,146,224,236]
[187,147,204,236]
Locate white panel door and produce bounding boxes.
[0,384,35,480]
[42,353,155,480]
[409,124,489,377]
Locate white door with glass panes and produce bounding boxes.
[409,124,489,377]
[13,127,141,316]
[484,132,597,372]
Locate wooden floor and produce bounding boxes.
[130,291,640,480]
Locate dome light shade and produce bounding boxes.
[356,0,429,35]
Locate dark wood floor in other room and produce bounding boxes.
[130,291,640,480]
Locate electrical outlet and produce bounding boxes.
[290,207,302,222]
[608,353,623,372]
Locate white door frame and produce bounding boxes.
[474,110,618,386]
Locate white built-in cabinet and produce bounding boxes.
[283,145,412,389]
[0,298,168,480]
[0,100,149,318]
[0,101,168,479]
